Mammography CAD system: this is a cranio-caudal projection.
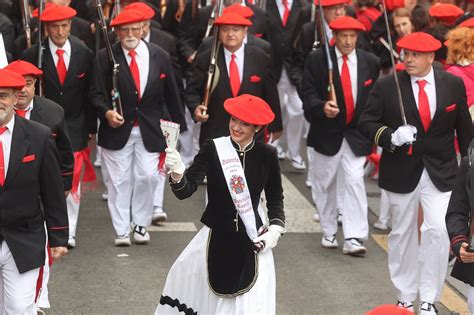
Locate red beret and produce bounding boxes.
[385,0,405,11]
[5,60,43,77]
[314,0,348,7]
[125,2,156,20]
[395,63,406,72]
[367,305,414,315]
[329,16,366,31]
[110,9,147,27]
[32,3,56,18]
[40,5,76,22]
[224,94,275,126]
[0,69,26,90]
[223,4,254,18]
[459,17,474,28]
[396,32,441,52]
[214,13,253,26]
[429,3,464,25]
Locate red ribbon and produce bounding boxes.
[72,147,97,194]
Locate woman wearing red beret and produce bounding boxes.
[155,94,285,314]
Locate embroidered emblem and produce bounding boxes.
[230,175,245,194]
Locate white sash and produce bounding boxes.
[214,137,258,240]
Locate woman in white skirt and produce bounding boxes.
[156,94,286,314]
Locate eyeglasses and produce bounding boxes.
[327,4,346,11]
[0,93,15,101]
[118,27,142,34]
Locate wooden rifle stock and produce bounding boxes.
[20,0,31,48]
[37,0,44,97]
[96,0,123,116]
[202,0,224,115]
[317,0,337,105]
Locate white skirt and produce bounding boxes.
[155,226,276,315]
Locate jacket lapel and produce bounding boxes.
[113,43,136,89]
[43,40,62,89]
[399,71,423,130]
[30,96,43,122]
[267,0,283,30]
[354,51,368,119]
[141,42,157,100]
[218,47,232,96]
[238,46,252,94]
[63,37,80,87]
[4,116,29,188]
[431,68,446,126]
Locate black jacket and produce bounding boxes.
[30,96,74,191]
[22,35,97,152]
[170,138,285,231]
[446,156,474,286]
[265,0,309,84]
[186,45,282,146]
[0,116,68,273]
[90,41,186,152]
[359,68,473,193]
[302,48,380,157]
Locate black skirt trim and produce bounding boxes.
[159,295,198,315]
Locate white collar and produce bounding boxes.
[224,44,245,60]
[335,46,357,63]
[121,39,147,58]
[49,37,71,56]
[410,66,435,86]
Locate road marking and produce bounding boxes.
[148,222,198,232]
[149,175,320,234]
[372,234,469,315]
[261,175,322,233]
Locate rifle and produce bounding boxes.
[113,0,121,20]
[380,0,407,125]
[311,5,320,51]
[20,0,32,48]
[96,0,123,116]
[202,0,224,115]
[203,3,217,38]
[37,0,44,96]
[317,0,336,103]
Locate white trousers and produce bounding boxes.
[275,69,305,160]
[467,285,474,314]
[179,107,199,167]
[153,169,166,210]
[0,242,39,315]
[386,169,450,303]
[377,189,392,225]
[66,183,80,238]
[308,139,368,239]
[102,127,159,236]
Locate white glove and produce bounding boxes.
[165,148,185,175]
[391,125,417,147]
[252,225,286,253]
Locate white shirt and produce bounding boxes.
[276,0,292,22]
[122,40,150,98]
[323,19,333,42]
[335,47,358,105]
[15,100,34,120]
[144,31,151,43]
[410,67,436,119]
[0,116,15,178]
[49,38,71,70]
[224,45,245,84]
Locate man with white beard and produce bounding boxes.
[90,9,186,246]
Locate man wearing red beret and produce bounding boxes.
[22,4,97,250]
[302,16,380,256]
[5,60,75,312]
[90,9,186,246]
[0,68,68,314]
[186,13,283,147]
[359,32,472,314]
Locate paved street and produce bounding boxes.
[45,158,468,314]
